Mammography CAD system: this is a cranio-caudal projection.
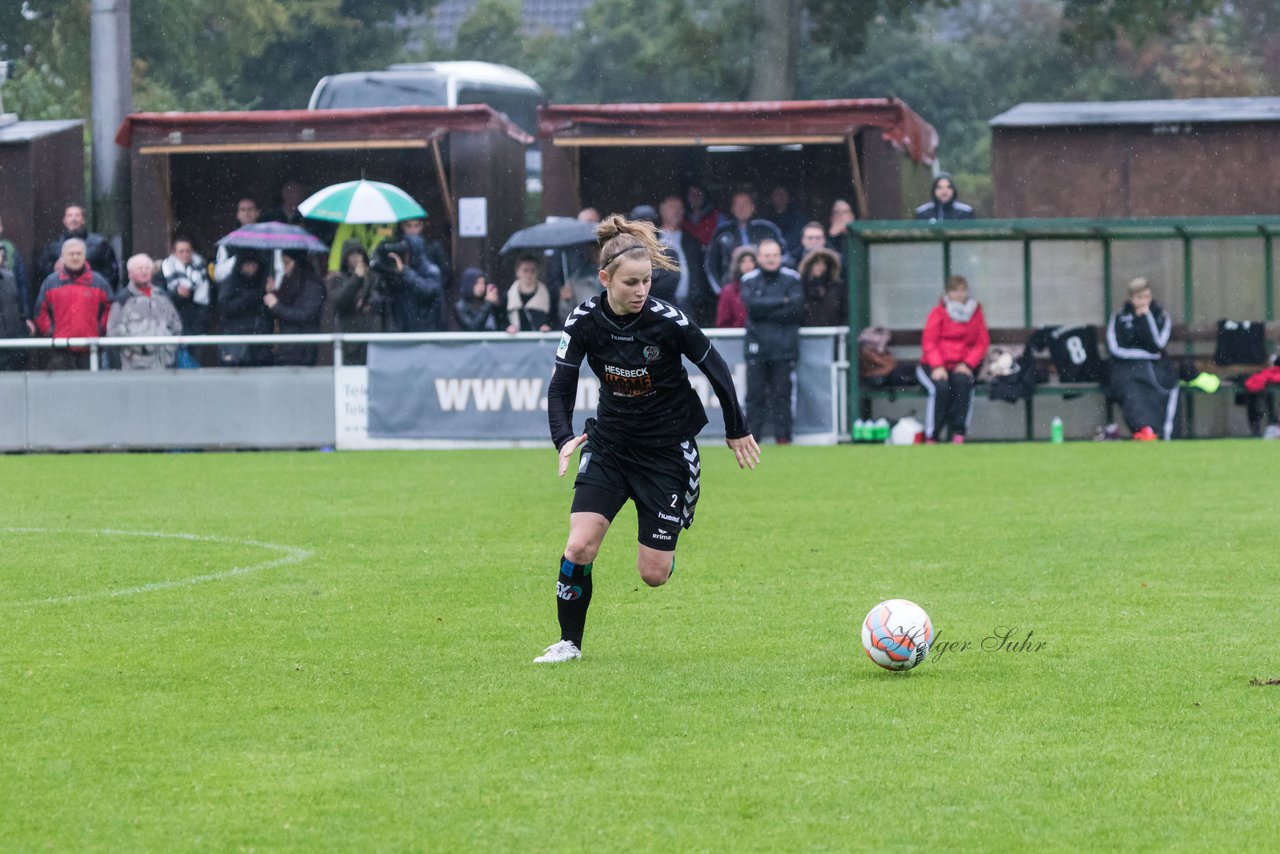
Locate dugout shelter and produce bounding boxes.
[115,106,532,290]
[537,99,937,223]
[846,215,1280,439]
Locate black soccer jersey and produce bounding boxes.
[1214,319,1268,366]
[1045,324,1103,383]
[548,294,749,449]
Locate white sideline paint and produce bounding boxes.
[0,527,315,607]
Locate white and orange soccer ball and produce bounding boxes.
[861,599,933,671]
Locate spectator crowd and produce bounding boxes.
[0,180,874,372]
[3,175,1276,443]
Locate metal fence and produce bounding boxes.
[0,328,852,451]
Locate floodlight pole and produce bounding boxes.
[0,59,17,128]
[90,0,132,251]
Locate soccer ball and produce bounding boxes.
[861,599,933,671]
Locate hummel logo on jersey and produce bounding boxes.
[564,298,597,328]
[649,300,689,326]
[611,334,635,341]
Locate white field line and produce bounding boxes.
[0,527,315,607]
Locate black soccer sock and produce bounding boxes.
[556,555,593,648]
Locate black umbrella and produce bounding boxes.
[500,219,598,254]
[217,222,329,253]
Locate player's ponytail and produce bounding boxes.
[597,214,680,276]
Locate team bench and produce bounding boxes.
[857,323,1280,437]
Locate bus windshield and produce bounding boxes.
[311,74,449,110]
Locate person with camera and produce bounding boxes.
[455,267,504,332]
[375,234,445,333]
[264,250,326,366]
[398,218,452,294]
[328,238,387,363]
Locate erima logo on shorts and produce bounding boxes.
[556,581,582,601]
[653,530,672,541]
[556,333,570,358]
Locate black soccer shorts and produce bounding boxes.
[571,436,701,552]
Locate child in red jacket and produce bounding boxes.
[916,275,990,443]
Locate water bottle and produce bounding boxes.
[853,419,866,442]
[874,418,890,442]
[1050,416,1064,444]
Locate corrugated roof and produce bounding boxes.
[540,99,938,164]
[0,119,84,145]
[990,97,1280,128]
[115,106,533,148]
[433,0,591,45]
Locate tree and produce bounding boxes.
[748,0,802,100]
[1155,18,1267,97]
[451,0,525,63]
[0,0,438,118]
[1059,0,1223,51]
[230,0,437,109]
[521,0,756,103]
[796,0,1211,176]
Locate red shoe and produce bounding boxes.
[1133,426,1158,442]
[951,435,966,444]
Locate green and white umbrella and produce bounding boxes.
[298,179,426,224]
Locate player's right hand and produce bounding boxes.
[726,434,761,470]
[557,434,588,477]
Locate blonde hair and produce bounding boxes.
[597,214,679,276]
[1127,276,1151,297]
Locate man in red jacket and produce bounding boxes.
[34,238,112,370]
[916,275,990,443]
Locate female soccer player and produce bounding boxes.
[537,214,761,663]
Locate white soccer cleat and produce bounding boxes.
[533,640,581,663]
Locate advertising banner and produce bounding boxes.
[335,334,839,449]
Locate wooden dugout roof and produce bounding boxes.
[538,98,938,165]
[115,106,534,154]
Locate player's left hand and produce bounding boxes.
[557,433,588,477]
[726,434,761,470]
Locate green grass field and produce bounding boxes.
[3,444,1279,851]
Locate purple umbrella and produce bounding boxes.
[217,222,329,253]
